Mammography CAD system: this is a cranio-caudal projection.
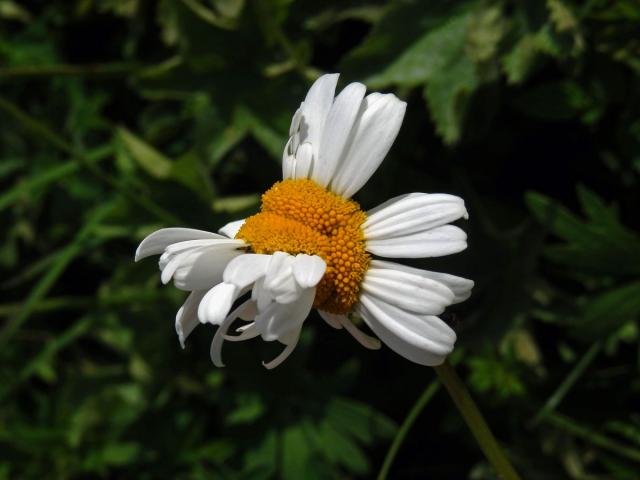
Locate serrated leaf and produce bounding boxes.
[423,53,479,144]
[365,11,471,89]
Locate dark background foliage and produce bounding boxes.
[1,0,639,478]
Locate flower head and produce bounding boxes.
[136,73,473,369]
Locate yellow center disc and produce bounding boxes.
[236,178,370,314]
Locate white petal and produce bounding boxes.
[298,73,339,150]
[263,330,301,369]
[161,249,193,285]
[198,282,237,325]
[158,239,245,289]
[173,243,244,291]
[364,193,468,239]
[263,252,300,302]
[252,277,273,311]
[289,106,303,136]
[330,93,406,198]
[362,267,455,315]
[282,138,295,179]
[210,300,254,367]
[371,259,474,303]
[257,287,315,342]
[224,322,260,342]
[314,82,366,188]
[339,315,381,350]
[292,254,326,288]
[175,290,206,348]
[223,254,270,289]
[135,227,224,261]
[293,142,313,180]
[319,310,343,329]
[366,225,467,258]
[358,295,456,366]
[218,219,246,239]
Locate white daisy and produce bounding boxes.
[135,73,473,369]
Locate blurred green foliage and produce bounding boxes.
[1,0,639,478]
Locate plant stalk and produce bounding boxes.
[434,360,521,480]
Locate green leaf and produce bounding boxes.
[117,127,172,179]
[423,53,479,144]
[281,425,310,480]
[319,421,369,475]
[572,282,640,339]
[365,10,471,89]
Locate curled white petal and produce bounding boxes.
[210,300,255,367]
[175,290,206,348]
[257,287,315,342]
[198,282,238,325]
[223,254,271,289]
[263,330,301,370]
[319,310,343,329]
[292,254,326,288]
[338,315,381,350]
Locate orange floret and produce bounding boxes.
[236,178,370,314]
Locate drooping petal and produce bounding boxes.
[210,300,255,367]
[175,290,206,348]
[223,254,271,290]
[357,295,456,366]
[263,252,300,303]
[135,228,224,261]
[292,254,326,288]
[319,310,343,329]
[338,315,381,350]
[263,329,301,369]
[366,225,467,258]
[313,82,366,188]
[173,243,244,291]
[371,259,474,303]
[363,193,468,239]
[330,93,406,198]
[218,219,246,239]
[257,287,315,342]
[362,266,455,315]
[198,282,238,325]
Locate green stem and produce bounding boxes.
[377,381,441,480]
[434,361,522,480]
[531,340,602,426]
[543,412,640,463]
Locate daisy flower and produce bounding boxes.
[135,73,473,369]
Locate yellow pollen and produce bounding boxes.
[236,178,370,314]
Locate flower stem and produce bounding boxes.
[377,380,441,480]
[434,360,522,480]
